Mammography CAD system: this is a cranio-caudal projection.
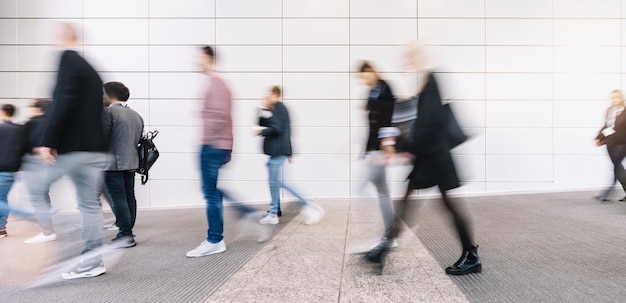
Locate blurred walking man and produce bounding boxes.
[186,46,234,257]
[32,23,108,279]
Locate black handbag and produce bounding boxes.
[443,103,467,149]
[137,130,159,185]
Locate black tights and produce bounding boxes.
[391,184,474,251]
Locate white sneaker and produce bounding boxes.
[61,260,106,280]
[24,232,57,244]
[104,223,119,231]
[259,213,279,225]
[301,202,325,225]
[186,240,226,258]
[381,237,398,248]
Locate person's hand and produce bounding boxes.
[254,128,264,136]
[595,139,602,147]
[382,145,396,159]
[35,147,57,164]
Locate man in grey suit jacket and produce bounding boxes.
[102,82,144,248]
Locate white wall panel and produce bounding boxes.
[148,180,204,207]
[430,46,485,73]
[220,73,283,99]
[486,20,552,46]
[553,101,607,128]
[284,19,349,45]
[0,46,16,71]
[83,0,148,18]
[284,46,349,72]
[419,0,484,18]
[352,0,417,18]
[486,128,553,155]
[150,46,199,72]
[554,20,621,46]
[486,46,552,73]
[486,155,553,182]
[100,72,150,99]
[217,19,281,45]
[486,74,552,100]
[287,100,350,127]
[434,73,485,100]
[17,19,68,45]
[284,154,351,181]
[554,128,605,155]
[553,155,611,183]
[84,46,149,72]
[451,101,486,128]
[15,72,55,99]
[155,126,202,153]
[486,182,554,193]
[0,0,16,18]
[16,46,61,72]
[17,0,82,18]
[554,47,620,73]
[150,19,215,45]
[350,46,408,73]
[291,127,350,154]
[485,0,552,18]
[283,0,349,17]
[218,46,282,72]
[554,0,621,19]
[216,0,281,17]
[553,74,621,101]
[149,0,215,18]
[419,19,485,45]
[351,19,418,45]
[283,73,349,100]
[452,128,486,155]
[84,19,149,45]
[0,20,16,44]
[486,101,553,128]
[150,73,205,99]
[150,99,201,127]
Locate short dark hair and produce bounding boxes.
[31,99,51,112]
[271,85,281,98]
[104,82,130,101]
[202,46,215,58]
[1,104,15,117]
[359,61,375,73]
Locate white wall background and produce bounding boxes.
[0,0,622,210]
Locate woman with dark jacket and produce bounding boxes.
[595,89,626,201]
[256,86,325,225]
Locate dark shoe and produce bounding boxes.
[0,230,6,237]
[267,210,282,217]
[594,195,610,202]
[620,196,626,202]
[364,243,390,265]
[446,246,482,275]
[111,235,136,248]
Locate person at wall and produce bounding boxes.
[21,99,59,243]
[186,46,234,258]
[358,61,399,249]
[595,90,626,202]
[31,22,109,280]
[367,42,482,276]
[102,82,144,248]
[256,86,325,225]
[0,104,25,238]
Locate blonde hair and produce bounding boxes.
[611,89,625,108]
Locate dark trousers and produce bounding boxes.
[604,143,626,196]
[104,171,137,237]
[391,184,474,251]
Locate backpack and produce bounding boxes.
[137,130,159,185]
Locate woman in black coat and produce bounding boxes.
[595,89,626,201]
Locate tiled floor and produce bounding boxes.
[207,199,468,303]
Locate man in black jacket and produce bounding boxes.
[0,104,24,238]
[30,23,108,280]
[256,86,325,225]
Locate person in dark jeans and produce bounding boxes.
[186,46,234,258]
[0,104,24,238]
[595,89,626,201]
[102,82,144,248]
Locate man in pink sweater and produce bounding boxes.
[186,46,234,257]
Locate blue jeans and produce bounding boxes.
[104,171,137,237]
[0,172,16,231]
[200,145,231,243]
[267,156,307,215]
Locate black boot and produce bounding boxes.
[445,245,481,275]
[364,243,390,264]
